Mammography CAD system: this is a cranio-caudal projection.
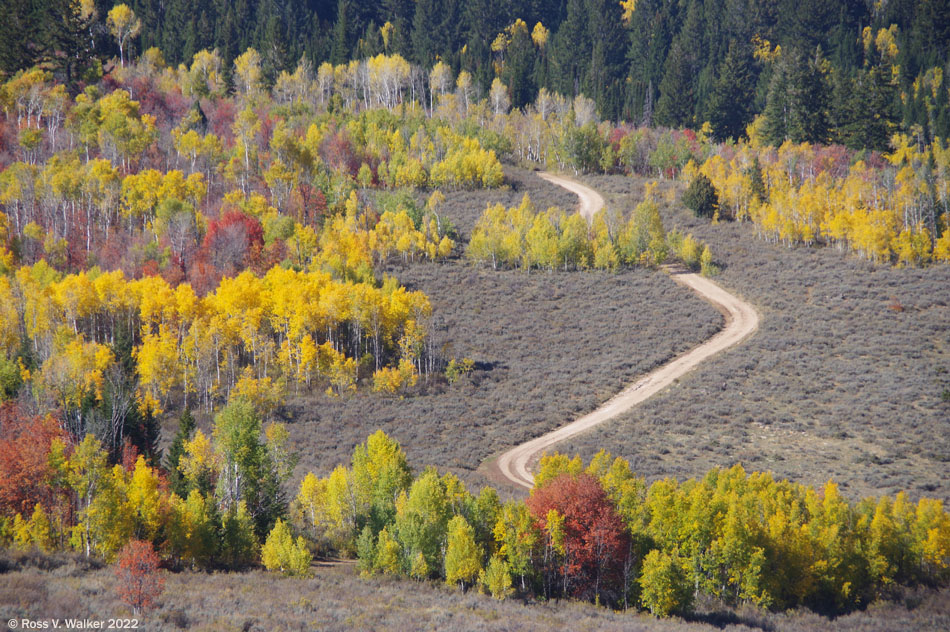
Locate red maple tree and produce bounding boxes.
[0,404,68,518]
[527,472,630,605]
[114,540,165,615]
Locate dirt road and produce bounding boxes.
[537,171,606,222]
[484,173,760,490]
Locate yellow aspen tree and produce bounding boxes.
[233,48,263,98]
[445,515,483,588]
[261,518,312,576]
[107,4,141,67]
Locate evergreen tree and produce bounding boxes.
[165,409,196,498]
[126,406,162,468]
[213,398,285,538]
[358,21,383,59]
[257,1,294,81]
[584,0,626,120]
[763,47,830,145]
[835,67,897,151]
[550,0,589,97]
[683,173,719,219]
[36,0,102,86]
[709,40,757,141]
[501,22,536,110]
[330,0,353,65]
[625,0,675,124]
[656,0,704,127]
[161,0,190,64]
[215,4,240,65]
[380,0,413,57]
[0,0,38,75]
[655,39,695,128]
[460,0,505,92]
[411,0,440,67]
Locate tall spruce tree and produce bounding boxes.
[380,0,413,57]
[411,0,440,67]
[625,0,675,124]
[330,0,353,65]
[165,409,196,498]
[501,22,536,109]
[709,39,757,141]
[584,0,626,120]
[762,47,830,145]
[550,0,589,97]
[655,39,695,128]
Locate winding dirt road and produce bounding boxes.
[537,172,605,222]
[483,173,760,490]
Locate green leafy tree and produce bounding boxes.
[212,397,284,537]
[220,501,259,569]
[639,549,693,616]
[493,501,538,591]
[563,122,606,175]
[166,489,218,569]
[350,430,412,533]
[480,553,514,599]
[374,526,403,575]
[444,514,482,588]
[393,468,450,577]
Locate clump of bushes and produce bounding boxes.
[466,192,715,274]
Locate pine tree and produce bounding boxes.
[410,0,439,67]
[37,0,101,86]
[0,0,39,74]
[164,409,196,498]
[709,40,756,141]
[161,0,190,65]
[380,0,413,57]
[459,0,501,92]
[501,22,536,110]
[763,47,830,145]
[550,0,589,97]
[584,0,626,120]
[834,67,895,151]
[655,39,695,128]
[330,0,353,65]
[656,0,704,127]
[625,0,674,124]
[683,173,719,219]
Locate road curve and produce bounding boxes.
[484,173,760,490]
[537,172,605,222]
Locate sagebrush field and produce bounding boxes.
[560,174,950,504]
[275,168,721,489]
[3,550,949,631]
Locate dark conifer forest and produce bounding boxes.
[3,0,950,147]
